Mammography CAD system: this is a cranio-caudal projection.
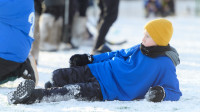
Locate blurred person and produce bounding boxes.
[44,0,86,50]
[8,19,182,104]
[0,0,38,85]
[62,0,97,49]
[39,0,90,51]
[71,0,91,47]
[39,0,65,51]
[161,0,175,17]
[61,0,77,50]
[92,0,120,54]
[144,0,162,18]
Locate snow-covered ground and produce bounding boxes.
[1,0,200,112]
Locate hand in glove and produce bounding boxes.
[145,86,165,102]
[69,54,94,67]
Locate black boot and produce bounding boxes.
[44,81,55,88]
[92,44,112,55]
[7,80,44,104]
[19,55,39,85]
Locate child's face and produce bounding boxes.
[142,30,157,47]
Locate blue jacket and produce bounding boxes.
[88,44,182,101]
[0,0,35,63]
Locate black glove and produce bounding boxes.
[145,86,165,102]
[69,54,94,67]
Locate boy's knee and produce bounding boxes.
[44,71,61,88]
[52,69,63,83]
[51,68,69,87]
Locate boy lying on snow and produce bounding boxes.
[8,18,182,104]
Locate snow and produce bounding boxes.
[1,0,200,112]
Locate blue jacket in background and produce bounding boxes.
[144,0,162,9]
[0,0,35,63]
[88,44,182,101]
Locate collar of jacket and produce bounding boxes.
[140,43,170,58]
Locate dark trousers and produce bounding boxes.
[41,66,103,101]
[62,0,89,44]
[34,0,43,15]
[94,0,119,50]
[0,58,21,84]
[78,0,88,17]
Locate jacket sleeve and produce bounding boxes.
[157,62,182,101]
[163,84,182,101]
[92,45,139,63]
[162,73,182,101]
[92,51,117,63]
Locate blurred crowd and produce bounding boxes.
[144,0,175,18]
[32,0,120,64]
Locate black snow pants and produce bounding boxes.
[0,57,21,84]
[41,65,103,101]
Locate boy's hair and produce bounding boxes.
[144,18,173,46]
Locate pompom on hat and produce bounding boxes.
[144,18,173,46]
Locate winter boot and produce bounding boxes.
[92,44,112,55]
[8,80,35,104]
[7,80,44,104]
[44,81,55,89]
[20,55,39,85]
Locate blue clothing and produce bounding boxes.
[88,44,182,101]
[0,0,35,63]
[144,0,162,9]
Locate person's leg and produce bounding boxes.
[78,0,88,17]
[61,0,77,48]
[45,65,94,88]
[93,0,119,51]
[8,79,103,104]
[71,0,89,47]
[40,1,65,51]
[44,80,103,102]
[33,0,43,55]
[169,0,175,15]
[0,57,20,85]
[31,1,41,63]
[0,55,38,85]
[71,0,90,47]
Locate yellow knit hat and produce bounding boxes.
[144,18,173,46]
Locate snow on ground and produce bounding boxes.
[1,0,200,112]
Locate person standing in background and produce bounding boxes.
[92,0,120,54]
[161,0,175,17]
